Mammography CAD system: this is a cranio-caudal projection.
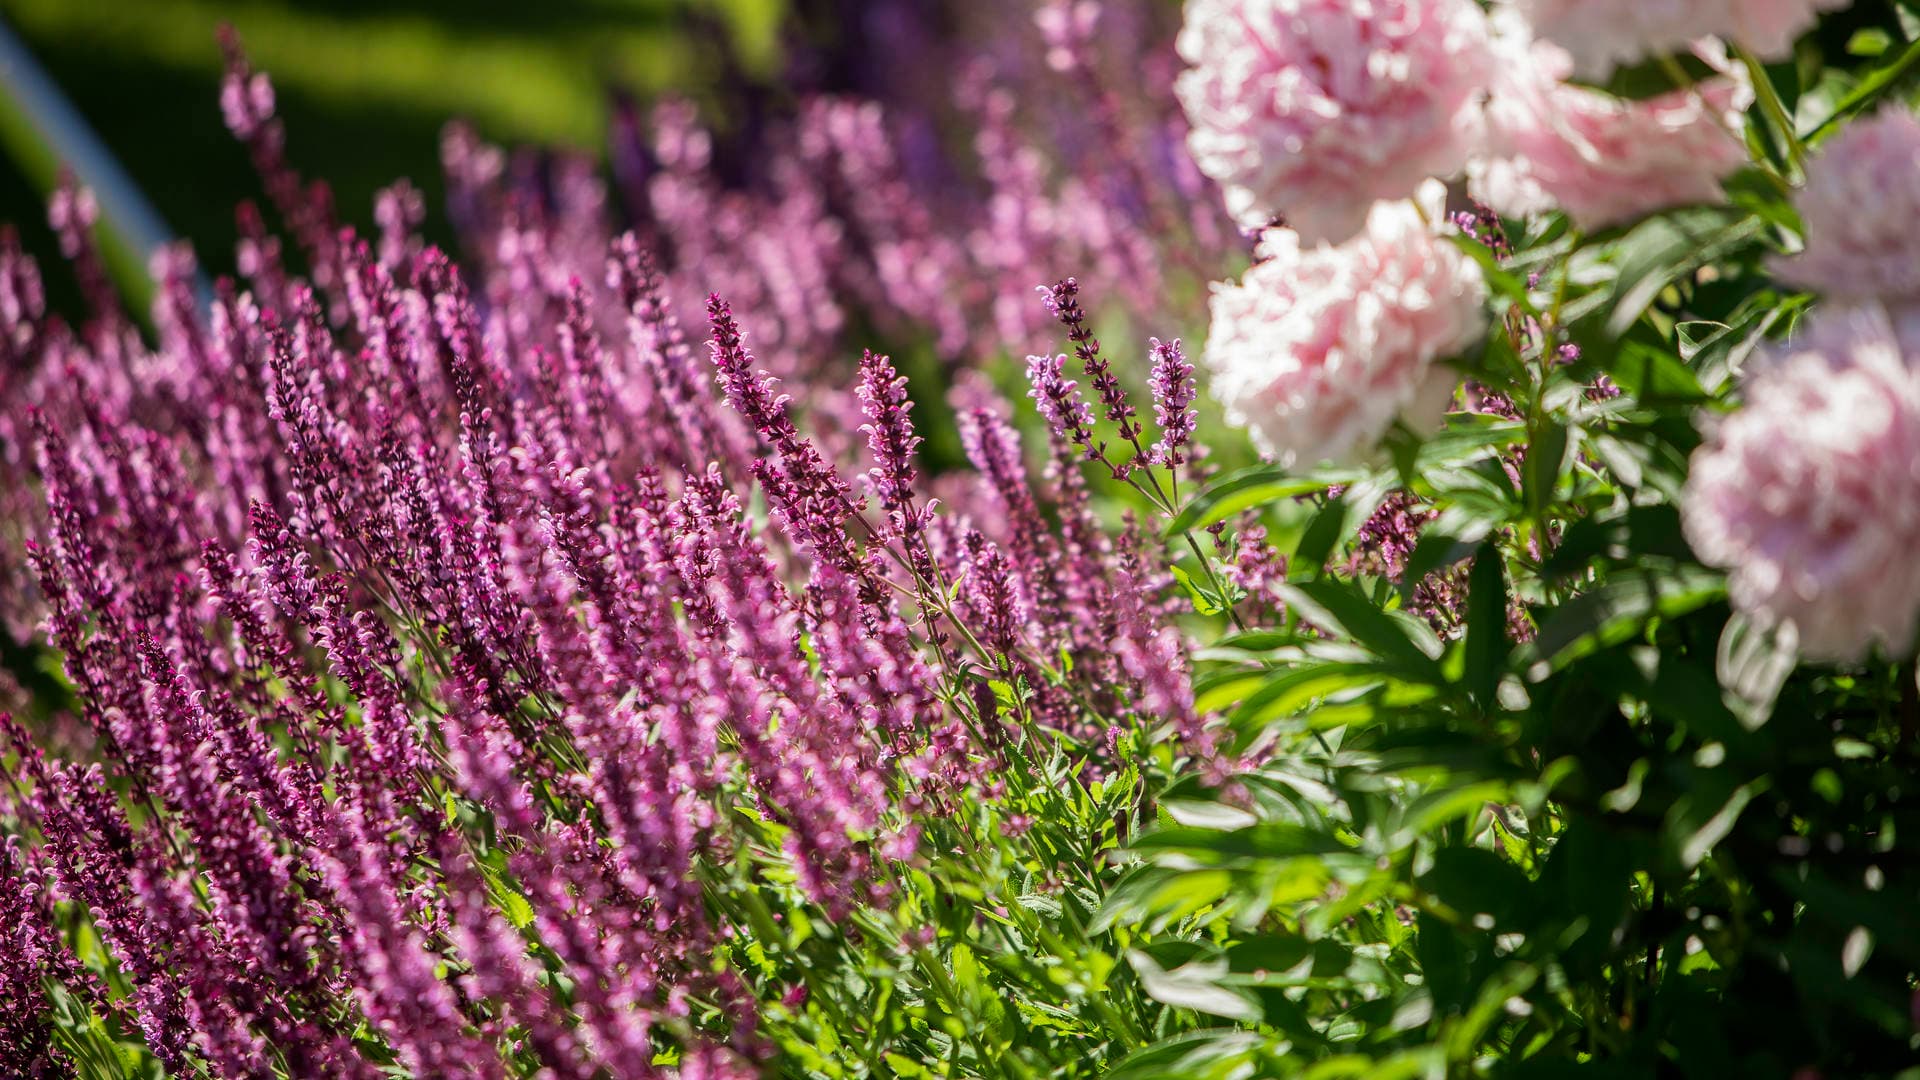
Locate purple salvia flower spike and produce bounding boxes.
[1042,277,1146,475]
[1147,336,1196,469]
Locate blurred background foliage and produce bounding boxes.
[0,0,1911,324]
[4,0,1914,315]
[0,0,784,313]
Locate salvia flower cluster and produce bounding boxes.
[0,28,1230,1076]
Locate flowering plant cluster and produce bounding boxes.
[2,2,1919,1079]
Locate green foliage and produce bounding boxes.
[1058,38,1920,1080]
[683,33,1920,1080]
[0,0,786,313]
[14,7,1920,1079]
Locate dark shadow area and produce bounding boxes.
[0,33,473,302]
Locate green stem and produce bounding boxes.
[1735,46,1806,176]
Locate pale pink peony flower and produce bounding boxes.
[1514,0,1845,79]
[1774,107,1920,300]
[1682,304,1920,664]
[1470,14,1753,232]
[1203,183,1489,467]
[1174,0,1492,245]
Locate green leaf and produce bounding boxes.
[1095,867,1235,931]
[1291,475,1395,577]
[1420,848,1532,929]
[1803,36,1920,141]
[1462,545,1509,709]
[1164,464,1363,536]
[1170,564,1226,616]
[1664,775,1767,871]
[1278,579,1446,683]
[1524,421,1570,516]
[1128,822,1349,863]
[1521,567,1726,677]
[1109,1032,1272,1080]
[1544,504,1689,581]
[1600,207,1764,339]
[1605,336,1708,406]
[884,1052,933,1077]
[950,942,989,1018]
[1448,234,1537,315]
[1194,669,1271,714]
[1401,781,1510,840]
[1128,951,1262,1022]
[1585,426,1693,502]
[1407,417,1529,477]
[1228,662,1387,743]
[1742,49,1809,172]
[1716,613,1798,730]
[480,863,537,930]
[1400,511,1493,595]
[1848,27,1894,57]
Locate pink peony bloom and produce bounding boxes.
[1513,0,1845,79]
[1203,183,1488,467]
[1471,15,1753,232]
[1175,0,1492,245]
[1682,304,1920,664]
[1774,107,1920,300]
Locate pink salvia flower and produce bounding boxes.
[219,29,341,291]
[1147,336,1196,468]
[1026,351,1100,462]
[855,349,942,597]
[958,530,1027,663]
[706,295,888,616]
[47,177,120,327]
[1043,278,1146,476]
